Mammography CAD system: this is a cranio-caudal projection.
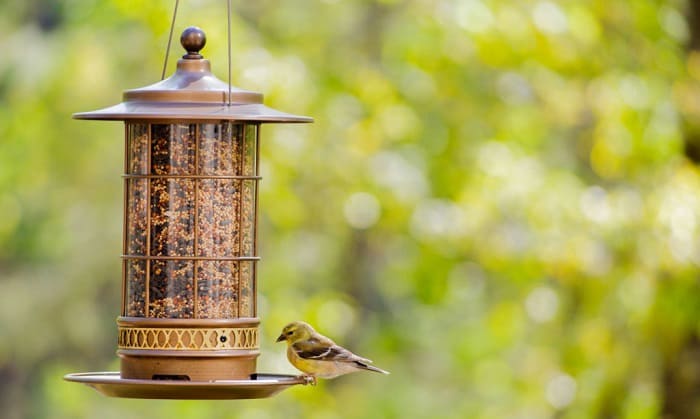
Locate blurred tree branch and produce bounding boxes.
[684,0,700,162]
[661,4,700,417]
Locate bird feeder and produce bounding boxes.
[64,26,312,399]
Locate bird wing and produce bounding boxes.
[292,337,373,364]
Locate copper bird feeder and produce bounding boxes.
[64,25,312,399]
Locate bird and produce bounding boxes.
[276,321,389,385]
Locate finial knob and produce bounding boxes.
[181,26,206,59]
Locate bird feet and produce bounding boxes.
[300,375,317,386]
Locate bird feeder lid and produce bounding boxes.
[73,27,313,123]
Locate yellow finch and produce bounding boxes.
[276,321,389,384]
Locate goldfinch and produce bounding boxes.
[276,321,389,384]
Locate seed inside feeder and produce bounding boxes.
[124,123,257,319]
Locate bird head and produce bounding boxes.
[276,321,314,344]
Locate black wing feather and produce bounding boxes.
[292,339,357,362]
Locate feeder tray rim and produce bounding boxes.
[64,372,309,400]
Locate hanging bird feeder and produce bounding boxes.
[64,19,312,400]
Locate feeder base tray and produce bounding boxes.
[64,372,309,399]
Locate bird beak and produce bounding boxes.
[276,334,286,343]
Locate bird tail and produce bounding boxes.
[355,361,390,375]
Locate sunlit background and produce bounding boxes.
[1,0,700,418]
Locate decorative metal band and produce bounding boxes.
[118,326,258,351]
[122,174,262,180]
[120,255,260,261]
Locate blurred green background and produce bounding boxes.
[1,0,700,418]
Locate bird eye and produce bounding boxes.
[286,331,293,335]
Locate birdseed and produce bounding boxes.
[124,122,257,319]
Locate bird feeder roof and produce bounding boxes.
[73,27,312,124]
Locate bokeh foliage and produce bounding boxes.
[1,0,700,418]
